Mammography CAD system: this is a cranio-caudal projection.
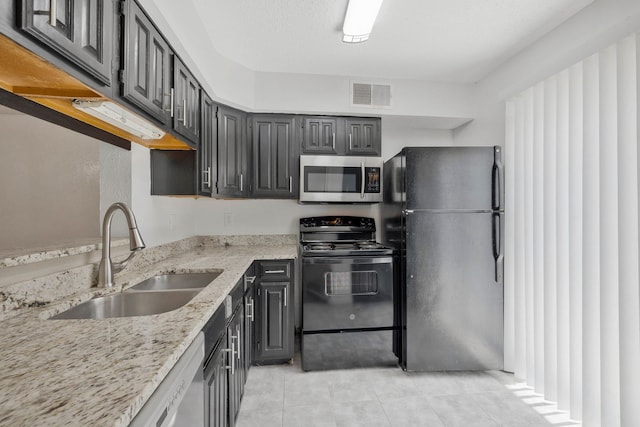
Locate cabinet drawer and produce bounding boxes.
[256,260,292,280]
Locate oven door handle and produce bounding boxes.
[302,256,394,265]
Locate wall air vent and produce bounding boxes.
[351,82,391,108]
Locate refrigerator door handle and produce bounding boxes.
[492,147,503,211]
[492,213,504,283]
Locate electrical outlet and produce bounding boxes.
[223,212,233,227]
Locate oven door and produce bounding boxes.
[302,256,394,331]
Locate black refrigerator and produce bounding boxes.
[382,146,504,371]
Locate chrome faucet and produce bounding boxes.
[98,202,145,288]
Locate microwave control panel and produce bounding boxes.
[365,167,381,193]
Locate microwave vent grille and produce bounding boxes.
[351,83,391,108]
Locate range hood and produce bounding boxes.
[0,34,190,150]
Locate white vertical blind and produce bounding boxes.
[505,32,640,426]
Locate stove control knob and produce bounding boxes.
[349,314,356,320]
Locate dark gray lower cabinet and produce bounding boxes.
[254,260,294,363]
[205,335,229,427]
[227,303,244,426]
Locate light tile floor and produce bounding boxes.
[236,344,581,427]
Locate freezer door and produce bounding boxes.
[404,146,502,211]
[404,211,504,371]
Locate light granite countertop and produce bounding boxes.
[0,243,297,427]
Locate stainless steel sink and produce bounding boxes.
[127,272,221,291]
[50,290,201,320]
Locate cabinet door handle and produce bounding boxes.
[289,176,293,193]
[332,133,336,150]
[223,344,234,374]
[284,287,287,307]
[240,174,244,192]
[246,299,254,321]
[166,88,174,117]
[236,326,241,361]
[265,269,285,274]
[49,0,57,26]
[182,99,187,125]
[245,275,256,285]
[203,167,211,188]
[349,133,353,150]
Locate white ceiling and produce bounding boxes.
[193,0,593,83]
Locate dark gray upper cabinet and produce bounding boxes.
[301,116,381,156]
[254,260,294,363]
[217,105,248,197]
[251,114,298,199]
[173,56,199,144]
[199,91,216,196]
[345,117,381,155]
[20,0,114,85]
[301,116,337,154]
[121,0,171,125]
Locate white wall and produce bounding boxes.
[455,0,640,148]
[136,0,255,109]
[253,71,475,121]
[0,109,100,251]
[131,125,452,248]
[464,1,640,425]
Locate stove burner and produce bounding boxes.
[306,243,334,251]
[358,242,382,249]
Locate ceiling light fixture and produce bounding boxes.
[72,100,166,140]
[342,0,383,43]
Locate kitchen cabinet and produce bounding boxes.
[251,114,298,198]
[217,105,249,197]
[243,263,256,372]
[205,332,229,427]
[345,117,381,155]
[254,260,294,363]
[20,0,114,85]
[199,91,216,196]
[149,149,196,195]
[301,116,338,154]
[121,0,172,125]
[301,116,381,156]
[172,56,200,144]
[227,303,244,426]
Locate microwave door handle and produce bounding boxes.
[360,162,365,199]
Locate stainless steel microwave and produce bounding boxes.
[299,155,383,203]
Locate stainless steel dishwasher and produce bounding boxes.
[129,332,205,427]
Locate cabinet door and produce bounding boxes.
[173,56,199,144]
[121,0,171,124]
[199,91,216,196]
[301,116,337,154]
[251,115,298,198]
[217,105,248,197]
[21,0,113,85]
[345,118,381,155]
[255,281,293,362]
[227,307,244,425]
[207,343,229,427]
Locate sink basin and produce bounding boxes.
[50,290,201,320]
[127,272,221,292]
